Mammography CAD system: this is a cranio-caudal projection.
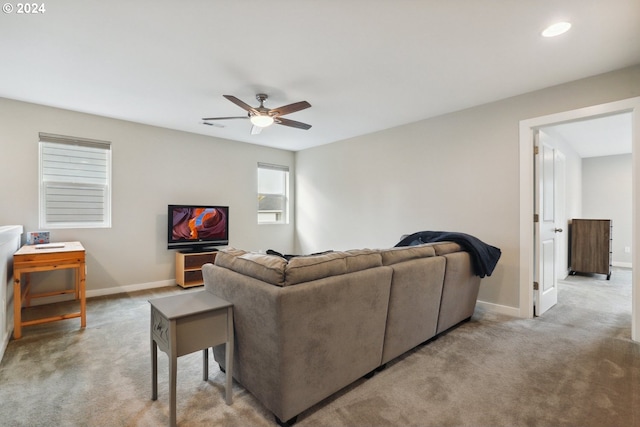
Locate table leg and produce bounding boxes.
[169,353,177,427]
[13,271,22,340]
[225,306,234,405]
[202,348,209,381]
[151,339,158,400]
[79,264,86,328]
[169,320,177,427]
[23,273,31,307]
[74,265,80,300]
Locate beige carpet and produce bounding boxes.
[1,268,639,427]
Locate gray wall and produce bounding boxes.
[295,65,640,311]
[0,98,296,295]
[582,154,633,266]
[2,65,638,311]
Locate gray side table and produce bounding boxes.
[149,290,233,427]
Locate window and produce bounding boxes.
[39,133,112,229]
[257,163,289,224]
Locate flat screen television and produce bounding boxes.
[167,205,229,251]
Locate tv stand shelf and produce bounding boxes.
[175,251,217,288]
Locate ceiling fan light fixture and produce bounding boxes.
[250,114,275,127]
[205,94,311,132]
[542,21,572,37]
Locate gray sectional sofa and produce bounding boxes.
[202,242,482,426]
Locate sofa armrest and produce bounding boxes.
[382,256,446,364]
[436,252,481,334]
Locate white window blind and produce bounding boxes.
[39,133,112,229]
[257,162,289,224]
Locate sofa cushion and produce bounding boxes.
[343,249,382,272]
[217,248,385,287]
[215,248,286,286]
[215,247,250,260]
[285,251,348,286]
[283,249,384,286]
[427,242,462,255]
[379,244,436,265]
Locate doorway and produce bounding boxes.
[518,97,640,341]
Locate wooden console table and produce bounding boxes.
[13,241,86,339]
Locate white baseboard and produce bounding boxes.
[3,280,180,353]
[87,279,176,298]
[27,280,178,306]
[612,261,633,268]
[476,300,520,317]
[475,262,634,319]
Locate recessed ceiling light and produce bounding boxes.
[542,21,572,37]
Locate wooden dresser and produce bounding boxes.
[569,219,612,280]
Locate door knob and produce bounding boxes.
[554,228,563,233]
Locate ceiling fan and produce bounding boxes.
[202,94,312,135]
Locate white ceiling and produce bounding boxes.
[542,113,632,158]
[1,1,639,151]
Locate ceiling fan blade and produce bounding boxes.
[251,125,263,135]
[275,117,312,130]
[271,101,311,116]
[223,95,258,114]
[201,116,248,121]
[202,122,225,128]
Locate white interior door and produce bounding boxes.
[534,133,564,315]
[520,97,639,338]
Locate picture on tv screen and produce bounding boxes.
[168,205,229,250]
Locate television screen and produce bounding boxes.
[168,205,229,251]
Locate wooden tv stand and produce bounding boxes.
[175,250,217,288]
